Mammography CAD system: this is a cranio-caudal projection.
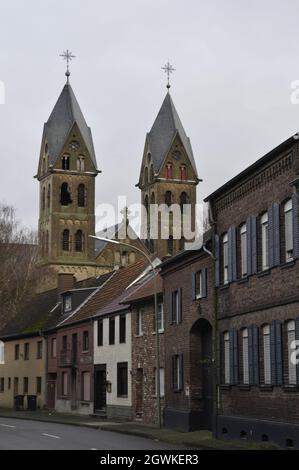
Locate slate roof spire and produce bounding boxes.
[146,92,198,177]
[42,81,97,169]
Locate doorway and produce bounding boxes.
[94,365,107,412]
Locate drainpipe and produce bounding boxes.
[204,201,219,439]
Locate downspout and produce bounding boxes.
[204,200,219,439]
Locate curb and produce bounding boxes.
[0,413,104,430]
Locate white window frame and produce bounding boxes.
[224,331,230,384]
[157,303,164,333]
[263,325,271,385]
[137,309,143,336]
[284,199,293,262]
[240,224,247,277]
[242,328,249,385]
[287,320,297,385]
[223,233,229,284]
[261,212,269,271]
[195,270,203,299]
[155,367,165,397]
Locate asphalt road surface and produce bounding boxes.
[0,418,184,450]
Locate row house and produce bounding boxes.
[159,133,299,448]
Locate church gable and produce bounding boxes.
[158,133,197,182]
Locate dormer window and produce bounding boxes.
[64,294,72,313]
[62,155,70,170]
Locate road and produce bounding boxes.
[0,418,183,450]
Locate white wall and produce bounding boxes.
[94,313,131,408]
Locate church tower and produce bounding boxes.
[36,76,99,282]
[137,90,199,259]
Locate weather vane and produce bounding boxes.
[162,61,176,90]
[60,49,76,82]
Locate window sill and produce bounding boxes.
[257,269,271,278]
[80,400,91,405]
[259,385,273,391]
[220,384,232,390]
[239,385,251,391]
[283,385,299,392]
[152,330,164,335]
[117,395,128,399]
[135,334,143,338]
[280,260,296,270]
[237,277,249,285]
[219,284,230,291]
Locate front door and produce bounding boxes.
[47,380,56,409]
[94,365,106,412]
[201,324,213,430]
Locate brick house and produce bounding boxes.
[123,274,165,425]
[160,133,299,448]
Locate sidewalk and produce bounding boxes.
[0,409,281,450]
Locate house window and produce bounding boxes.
[14,378,19,395]
[62,154,70,170]
[37,341,43,359]
[287,320,297,385]
[263,325,271,385]
[62,229,70,251]
[240,224,247,277]
[8,378,11,390]
[62,335,67,352]
[0,378,4,393]
[60,182,72,206]
[242,329,249,385]
[166,163,173,179]
[155,368,165,397]
[172,354,183,391]
[109,318,115,345]
[77,184,86,207]
[194,271,203,299]
[0,341,4,364]
[62,372,68,396]
[97,320,103,347]
[222,233,229,284]
[24,343,31,361]
[172,290,181,324]
[75,230,84,252]
[136,309,143,336]
[36,377,42,395]
[284,199,293,261]
[119,315,126,344]
[23,377,28,394]
[51,338,57,358]
[15,344,20,360]
[82,331,89,352]
[261,212,269,270]
[82,371,90,401]
[180,165,187,180]
[157,303,164,333]
[117,362,128,397]
[64,295,72,313]
[224,332,230,384]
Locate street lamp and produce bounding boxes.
[89,235,162,428]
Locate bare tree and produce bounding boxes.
[0,204,39,329]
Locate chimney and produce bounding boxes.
[58,273,75,296]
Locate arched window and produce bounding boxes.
[46,231,49,255]
[166,163,173,179]
[60,183,72,206]
[165,191,172,207]
[180,164,187,180]
[150,165,154,182]
[129,252,136,264]
[41,231,45,257]
[47,184,51,209]
[42,187,46,211]
[78,184,86,207]
[62,229,70,251]
[167,235,174,255]
[62,154,70,170]
[180,192,188,213]
[75,230,84,252]
[144,167,148,185]
[77,156,85,172]
[121,251,128,265]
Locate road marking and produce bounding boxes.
[90,448,98,450]
[0,423,16,429]
[42,433,61,439]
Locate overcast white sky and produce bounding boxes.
[1,0,299,230]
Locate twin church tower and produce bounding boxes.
[36,68,199,282]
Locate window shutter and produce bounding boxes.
[220,332,225,384]
[246,217,252,276]
[202,269,207,298]
[252,325,259,385]
[295,317,299,384]
[251,216,257,274]
[233,329,239,384]
[215,234,220,287]
[270,321,276,385]
[268,205,274,268]
[169,293,173,324]
[178,288,182,323]
[179,353,184,391]
[248,326,254,384]
[192,272,196,301]
[292,192,299,259]
[273,203,280,266]
[229,329,235,385]
[275,320,283,386]
[228,226,237,283]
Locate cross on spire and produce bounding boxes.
[161,61,176,91]
[60,49,76,82]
